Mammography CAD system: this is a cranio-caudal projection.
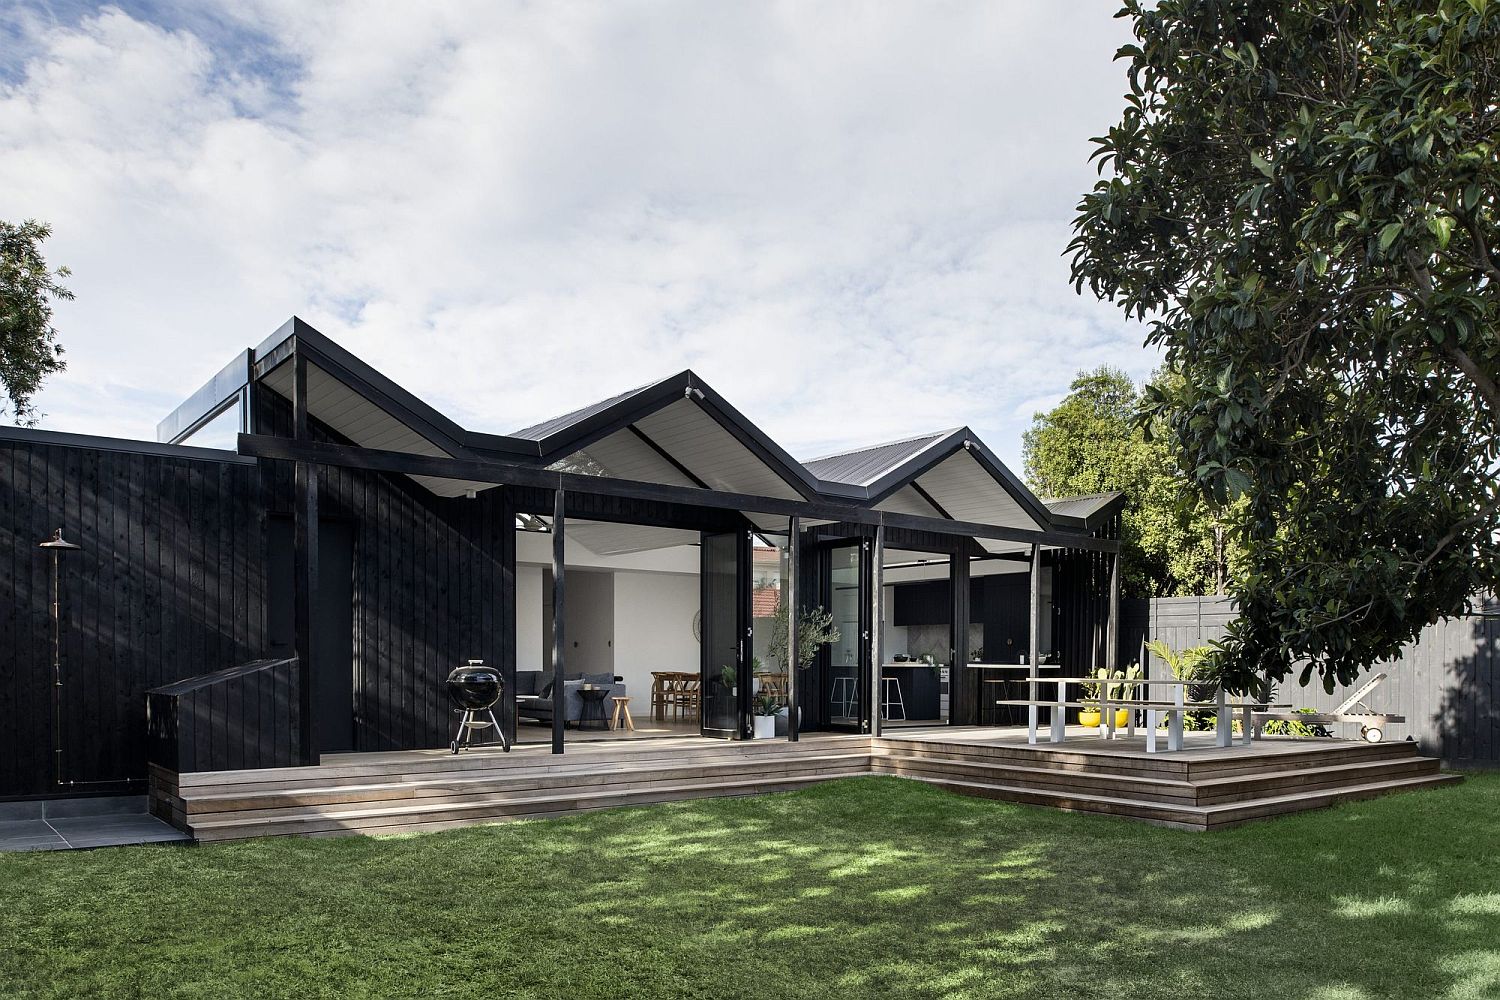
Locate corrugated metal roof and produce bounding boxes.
[510,379,663,441]
[803,431,955,486]
[1042,491,1124,521]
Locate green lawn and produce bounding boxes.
[2,775,1497,1000]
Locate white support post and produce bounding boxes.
[1027,702,1038,745]
[1146,709,1158,753]
[1216,687,1231,748]
[1169,684,1185,752]
[1240,704,1253,747]
[1051,680,1066,743]
[1102,687,1113,741]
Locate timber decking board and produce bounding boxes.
[159,728,1458,841]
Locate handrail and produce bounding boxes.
[147,657,297,698]
[146,656,302,774]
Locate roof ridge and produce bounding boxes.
[1042,490,1124,504]
[509,375,668,440]
[803,428,960,465]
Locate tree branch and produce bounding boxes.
[1442,340,1500,426]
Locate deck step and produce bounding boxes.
[874,751,1440,806]
[903,770,1462,831]
[156,733,1458,842]
[182,751,874,819]
[187,767,870,842]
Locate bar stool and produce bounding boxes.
[830,676,857,717]
[881,677,906,721]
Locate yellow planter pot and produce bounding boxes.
[1078,709,1131,730]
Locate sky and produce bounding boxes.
[1,1,1156,472]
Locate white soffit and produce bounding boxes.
[577,427,699,489]
[913,450,1040,555]
[261,361,496,497]
[633,399,803,501]
[566,521,701,556]
[875,485,945,518]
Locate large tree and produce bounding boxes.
[1024,366,1241,598]
[1069,1,1500,691]
[0,220,70,425]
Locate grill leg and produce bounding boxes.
[451,710,472,754]
[488,708,510,752]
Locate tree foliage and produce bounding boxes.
[1023,366,1242,598]
[1070,0,1500,692]
[0,220,70,425]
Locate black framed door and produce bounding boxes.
[821,540,870,733]
[700,530,751,739]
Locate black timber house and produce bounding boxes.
[0,317,1124,801]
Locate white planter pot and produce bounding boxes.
[753,716,776,740]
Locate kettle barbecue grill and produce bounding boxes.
[447,660,510,754]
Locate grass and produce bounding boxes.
[2,774,1497,1000]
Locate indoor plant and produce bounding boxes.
[752,691,780,739]
[766,598,841,671]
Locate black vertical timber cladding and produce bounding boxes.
[1,416,517,797]
[256,392,513,755]
[0,440,261,797]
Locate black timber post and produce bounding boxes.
[1106,548,1121,674]
[551,488,566,755]
[498,487,518,746]
[786,515,800,742]
[292,349,320,765]
[950,551,970,724]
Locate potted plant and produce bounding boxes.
[766,598,841,672]
[1079,668,1106,728]
[752,691,780,739]
[1107,664,1143,729]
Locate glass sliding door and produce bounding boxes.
[701,530,750,739]
[825,542,868,731]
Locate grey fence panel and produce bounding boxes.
[1141,595,1498,768]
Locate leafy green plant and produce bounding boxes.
[752,691,781,717]
[1081,664,1144,707]
[1071,0,1500,692]
[766,599,841,671]
[1261,708,1334,739]
[1143,640,1213,682]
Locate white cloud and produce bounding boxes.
[3,1,1157,470]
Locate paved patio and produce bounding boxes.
[0,796,191,852]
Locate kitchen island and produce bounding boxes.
[880,662,945,722]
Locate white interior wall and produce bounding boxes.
[516,565,544,671]
[613,570,700,702]
[563,570,615,676]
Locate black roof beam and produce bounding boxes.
[237,433,1119,553]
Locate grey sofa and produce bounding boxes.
[515,670,626,725]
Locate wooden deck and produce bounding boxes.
[149,727,1459,841]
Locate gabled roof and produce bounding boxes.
[510,369,822,506]
[804,431,955,488]
[159,317,1119,550]
[1043,491,1126,529]
[511,378,672,444]
[805,427,1056,553]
